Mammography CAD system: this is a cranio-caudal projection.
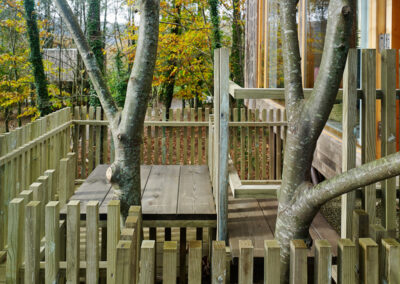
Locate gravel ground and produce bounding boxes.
[320,195,399,236]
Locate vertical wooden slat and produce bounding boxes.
[382,238,400,283]
[88,106,95,174]
[169,108,174,164]
[212,241,226,284]
[380,49,396,236]
[314,240,332,284]
[176,109,181,164]
[146,107,152,164]
[80,106,87,178]
[264,240,280,284]
[45,201,60,284]
[233,108,238,169]
[95,106,102,167]
[188,240,202,284]
[369,224,386,282]
[255,109,260,179]
[361,49,376,224]
[198,108,203,164]
[102,109,109,164]
[290,240,307,284]
[341,48,358,239]
[6,198,24,284]
[31,182,45,239]
[275,109,282,179]
[183,108,188,164]
[240,108,246,178]
[66,200,80,284]
[359,238,378,284]
[163,241,178,284]
[238,240,253,284]
[261,109,267,179]
[138,240,155,284]
[247,108,253,179]
[25,201,41,284]
[115,240,133,284]
[107,200,120,284]
[205,108,210,164]
[73,106,80,175]
[190,108,195,164]
[337,239,356,284]
[87,201,99,284]
[268,109,275,179]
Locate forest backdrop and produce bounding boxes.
[0,0,245,132]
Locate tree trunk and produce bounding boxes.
[159,2,180,119]
[208,0,221,50]
[275,0,400,282]
[231,0,244,87]
[55,0,160,217]
[87,0,104,106]
[24,0,52,116]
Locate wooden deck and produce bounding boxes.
[58,164,339,260]
[228,195,340,258]
[60,164,217,224]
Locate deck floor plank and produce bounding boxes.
[141,165,181,215]
[177,165,216,215]
[228,193,274,258]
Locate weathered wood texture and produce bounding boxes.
[0,108,70,250]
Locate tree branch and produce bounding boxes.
[305,0,353,135]
[305,152,400,208]
[280,0,304,120]
[118,0,159,140]
[54,0,118,123]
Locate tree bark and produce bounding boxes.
[24,0,52,116]
[276,0,373,281]
[87,0,104,107]
[55,0,160,216]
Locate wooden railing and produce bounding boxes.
[5,197,140,283]
[72,105,286,180]
[0,108,71,250]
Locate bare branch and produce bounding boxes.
[280,0,304,120]
[54,0,118,123]
[306,152,400,208]
[305,0,353,133]
[119,0,160,139]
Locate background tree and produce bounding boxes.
[230,0,244,87]
[23,0,52,116]
[208,0,221,50]
[276,0,400,281]
[55,0,160,216]
[87,0,104,106]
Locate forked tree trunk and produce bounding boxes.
[276,0,400,282]
[55,0,160,217]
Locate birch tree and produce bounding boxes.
[277,0,400,281]
[54,0,160,216]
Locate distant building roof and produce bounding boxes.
[43,48,78,82]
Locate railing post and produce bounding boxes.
[341,48,357,238]
[214,48,229,242]
[361,49,376,224]
[380,49,397,237]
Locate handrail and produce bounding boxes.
[73,120,287,127]
[0,121,72,165]
[229,80,400,101]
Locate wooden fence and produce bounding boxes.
[71,105,286,180]
[6,191,399,284]
[5,197,140,284]
[0,108,71,250]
